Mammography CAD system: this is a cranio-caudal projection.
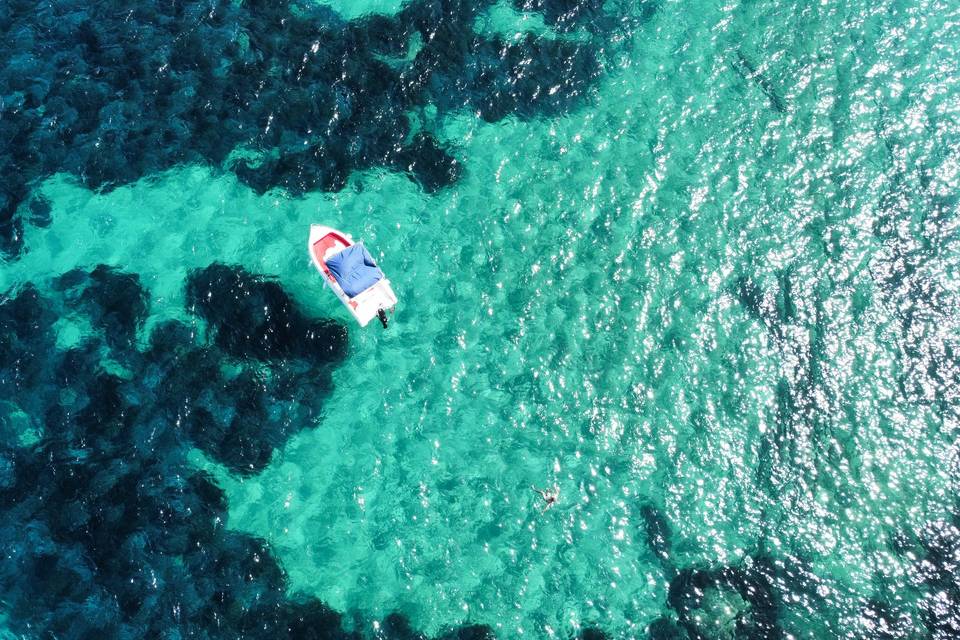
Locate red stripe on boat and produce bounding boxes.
[311,231,351,277]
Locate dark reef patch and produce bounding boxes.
[731,51,786,113]
[639,503,675,576]
[906,517,960,638]
[186,263,347,366]
[663,551,827,639]
[55,264,150,350]
[395,133,463,193]
[378,612,428,640]
[630,498,817,638]
[646,616,684,639]
[27,193,52,227]
[0,263,550,638]
[0,264,354,636]
[372,614,496,640]
[574,628,610,640]
[666,558,782,639]
[921,519,960,625]
[436,624,497,640]
[0,0,613,257]
[512,0,609,33]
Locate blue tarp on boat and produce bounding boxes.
[326,243,384,297]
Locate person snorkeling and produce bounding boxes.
[531,485,559,513]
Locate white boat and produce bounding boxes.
[308,225,397,328]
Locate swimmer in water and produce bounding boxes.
[531,485,559,512]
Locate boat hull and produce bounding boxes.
[308,225,397,327]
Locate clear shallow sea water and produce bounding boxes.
[2,0,960,638]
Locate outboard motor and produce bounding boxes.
[377,308,389,329]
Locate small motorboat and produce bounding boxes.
[308,225,397,328]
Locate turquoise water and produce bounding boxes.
[2,0,960,637]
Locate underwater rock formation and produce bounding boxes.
[640,503,675,575]
[730,51,787,113]
[58,264,150,350]
[914,518,960,638]
[373,614,497,640]
[435,624,497,640]
[646,616,684,639]
[0,264,354,636]
[633,501,790,639]
[512,0,609,32]
[574,628,610,640]
[0,263,559,638]
[0,0,612,257]
[666,559,782,639]
[186,262,347,366]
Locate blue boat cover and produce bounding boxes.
[325,243,384,297]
